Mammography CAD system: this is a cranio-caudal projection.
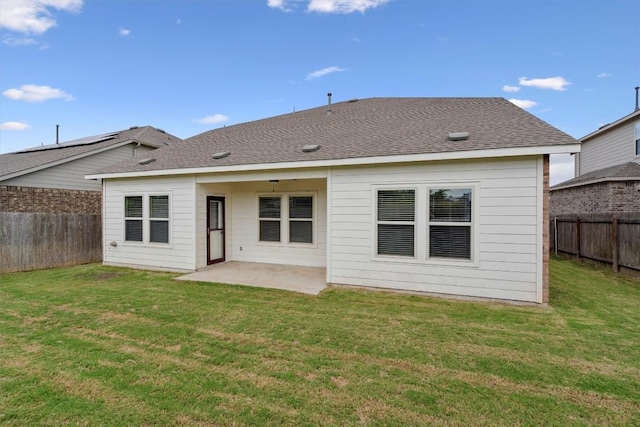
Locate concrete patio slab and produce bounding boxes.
[175,261,327,295]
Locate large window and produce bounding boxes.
[428,188,472,259]
[150,195,169,243]
[124,196,143,242]
[373,184,476,263]
[289,196,313,243]
[258,194,314,244]
[124,194,170,244]
[259,196,281,242]
[376,189,415,257]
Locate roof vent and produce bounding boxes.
[346,98,359,103]
[213,151,231,159]
[129,126,139,130]
[157,128,166,134]
[448,132,469,141]
[302,144,321,153]
[138,158,156,165]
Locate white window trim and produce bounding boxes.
[374,187,418,260]
[257,192,317,248]
[371,182,479,267]
[124,194,144,244]
[122,192,172,247]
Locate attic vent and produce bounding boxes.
[213,151,231,159]
[129,126,139,130]
[138,158,156,165]
[447,132,469,141]
[302,144,321,153]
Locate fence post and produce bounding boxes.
[612,216,619,272]
[576,217,581,261]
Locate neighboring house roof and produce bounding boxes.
[1,126,182,182]
[581,109,640,142]
[88,97,580,178]
[551,161,640,190]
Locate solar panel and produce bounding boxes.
[16,132,119,153]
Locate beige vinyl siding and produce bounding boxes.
[103,175,196,271]
[195,183,234,270]
[580,120,638,175]
[232,179,327,267]
[328,157,544,303]
[4,144,155,191]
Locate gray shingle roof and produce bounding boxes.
[551,161,640,190]
[0,126,182,180]
[93,97,579,175]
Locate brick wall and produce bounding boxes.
[0,185,102,215]
[550,181,640,216]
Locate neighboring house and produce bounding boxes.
[551,108,640,215]
[0,126,183,273]
[87,98,580,304]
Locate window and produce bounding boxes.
[149,195,169,243]
[124,196,143,242]
[635,122,640,156]
[376,189,415,257]
[429,188,472,259]
[258,194,315,245]
[289,196,313,243]
[259,196,281,242]
[124,194,170,244]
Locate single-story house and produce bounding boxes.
[87,97,580,304]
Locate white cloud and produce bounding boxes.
[3,84,74,102]
[597,72,611,78]
[308,0,389,13]
[2,35,38,46]
[0,0,83,34]
[193,114,229,125]
[306,66,347,80]
[267,0,286,9]
[508,99,538,110]
[502,85,520,93]
[0,121,30,130]
[518,76,571,91]
[118,28,130,36]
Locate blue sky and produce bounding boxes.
[1,0,638,184]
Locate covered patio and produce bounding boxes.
[176,261,327,295]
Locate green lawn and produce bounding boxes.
[1,258,639,426]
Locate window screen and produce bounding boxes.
[377,190,415,257]
[124,196,143,242]
[289,196,313,243]
[259,197,281,242]
[429,189,472,259]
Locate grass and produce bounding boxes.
[0,257,639,426]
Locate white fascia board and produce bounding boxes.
[86,143,582,180]
[1,139,136,182]
[551,176,640,191]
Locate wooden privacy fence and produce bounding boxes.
[0,212,102,273]
[550,214,640,274]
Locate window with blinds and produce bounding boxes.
[429,188,472,259]
[289,196,313,243]
[124,196,143,242]
[150,195,169,243]
[259,196,281,242]
[376,189,415,257]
